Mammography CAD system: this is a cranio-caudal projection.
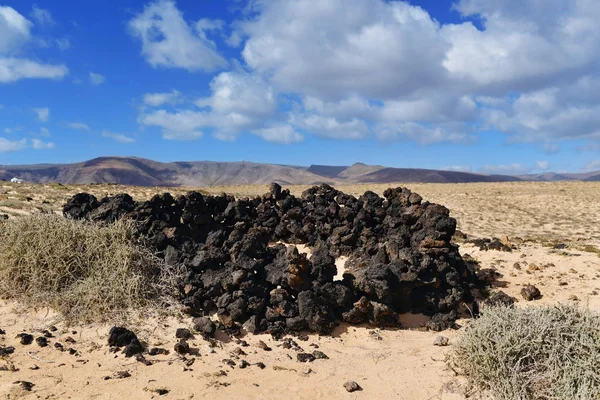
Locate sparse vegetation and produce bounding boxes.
[451,305,600,399]
[0,213,181,323]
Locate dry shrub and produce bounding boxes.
[450,304,600,399]
[0,213,180,323]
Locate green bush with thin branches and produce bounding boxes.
[0,213,180,323]
[450,304,600,399]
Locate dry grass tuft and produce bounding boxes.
[450,304,600,399]
[0,213,181,323]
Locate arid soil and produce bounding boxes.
[1,181,599,399]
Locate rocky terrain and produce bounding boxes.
[1,181,600,399]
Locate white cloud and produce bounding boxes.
[31,138,54,149]
[441,165,472,172]
[480,163,529,175]
[3,128,11,134]
[0,5,32,54]
[33,107,49,122]
[583,160,600,172]
[140,70,279,141]
[241,0,448,101]
[89,72,105,86]
[0,58,68,83]
[31,5,54,27]
[128,0,227,72]
[252,125,303,144]
[40,127,50,137]
[535,160,549,170]
[66,122,90,131]
[55,38,71,51]
[0,137,26,152]
[0,6,68,83]
[143,90,182,107]
[102,131,135,143]
[130,0,600,147]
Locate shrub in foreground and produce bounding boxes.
[0,213,179,323]
[450,304,600,399]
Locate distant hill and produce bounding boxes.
[0,156,598,187]
[360,168,521,183]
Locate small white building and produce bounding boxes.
[10,177,24,183]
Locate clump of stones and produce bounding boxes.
[64,183,481,335]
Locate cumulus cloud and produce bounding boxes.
[0,137,26,152]
[128,0,227,72]
[89,72,105,85]
[132,0,600,147]
[33,107,49,122]
[252,125,303,144]
[140,70,283,141]
[0,6,68,83]
[143,90,182,107]
[31,138,54,149]
[102,131,135,143]
[66,122,90,131]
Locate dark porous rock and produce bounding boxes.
[343,381,362,392]
[63,183,483,336]
[108,327,138,347]
[312,350,329,359]
[174,340,190,354]
[148,347,169,356]
[297,353,316,363]
[484,291,516,307]
[0,328,5,335]
[175,328,192,340]
[14,381,34,391]
[425,312,458,332]
[17,333,34,345]
[521,284,541,301]
[122,339,144,358]
[35,337,48,347]
[0,346,15,356]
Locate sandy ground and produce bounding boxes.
[1,181,600,399]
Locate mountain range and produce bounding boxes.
[0,156,598,186]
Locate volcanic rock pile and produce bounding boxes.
[63,183,479,335]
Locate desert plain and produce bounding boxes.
[1,180,600,399]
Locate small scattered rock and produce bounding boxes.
[433,336,449,346]
[239,360,250,369]
[35,337,48,347]
[257,340,271,351]
[297,353,316,363]
[174,340,190,354]
[343,381,361,392]
[17,333,33,345]
[175,328,192,340]
[0,346,15,356]
[312,350,329,359]
[14,381,34,391]
[521,284,541,301]
[114,371,131,379]
[254,362,266,369]
[148,347,169,356]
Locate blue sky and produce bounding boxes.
[1,0,600,173]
